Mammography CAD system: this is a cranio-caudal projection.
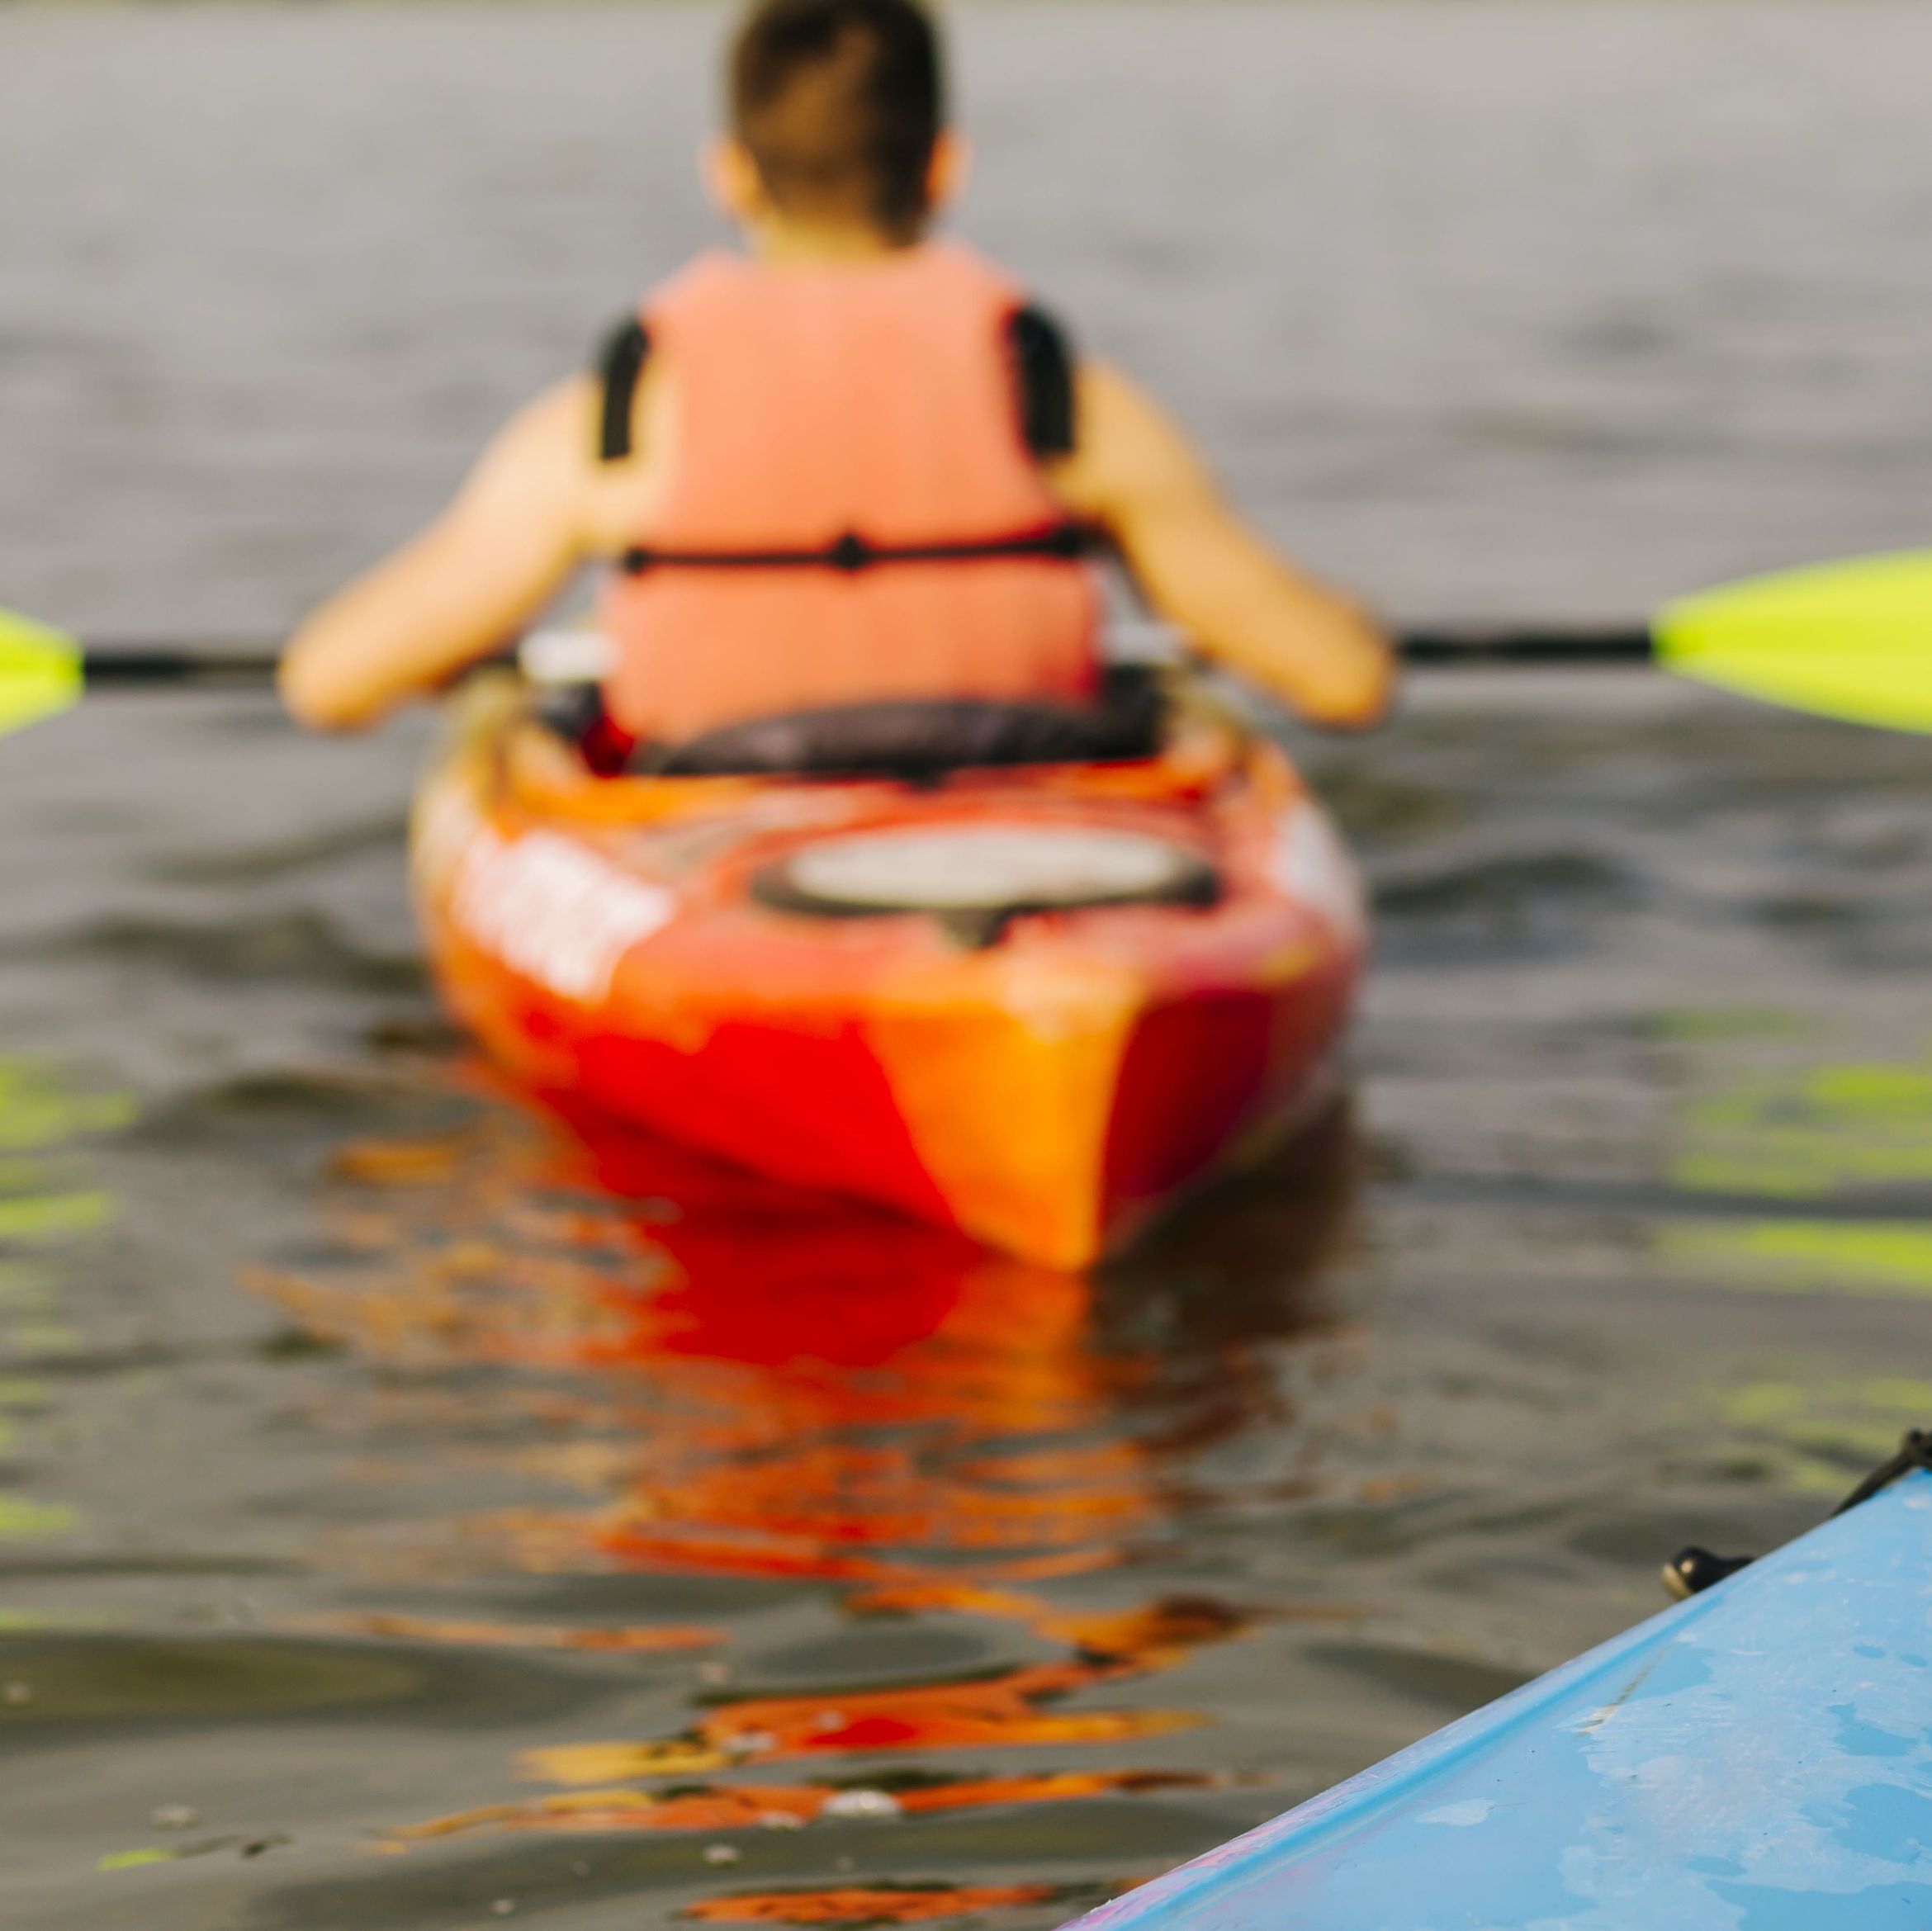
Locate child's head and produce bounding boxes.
[716,0,955,247]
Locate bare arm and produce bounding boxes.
[279,378,600,730]
[1054,363,1395,729]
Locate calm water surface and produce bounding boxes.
[7,6,1932,1928]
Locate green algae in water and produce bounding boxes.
[1661,1220,1932,1299]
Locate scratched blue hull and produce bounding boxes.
[1070,1470,1932,1930]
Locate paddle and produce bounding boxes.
[1399,547,1932,735]
[0,613,608,737]
[5,547,1931,738]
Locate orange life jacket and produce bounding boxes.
[597,240,1102,745]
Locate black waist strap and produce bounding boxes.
[619,521,1092,576]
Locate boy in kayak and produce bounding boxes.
[281,0,1392,748]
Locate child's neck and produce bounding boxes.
[746,215,926,266]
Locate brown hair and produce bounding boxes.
[730,0,945,239]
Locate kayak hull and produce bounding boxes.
[410,679,1363,1267]
[1065,1470,1932,1930]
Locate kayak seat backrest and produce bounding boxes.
[536,665,1168,783]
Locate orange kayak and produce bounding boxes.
[410,677,1364,1268]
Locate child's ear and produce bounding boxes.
[926,130,972,213]
[702,136,765,225]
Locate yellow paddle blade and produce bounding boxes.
[1657,550,1932,732]
[0,609,84,736]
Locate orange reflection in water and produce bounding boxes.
[259,1090,1173,1592]
[524,1655,1204,1786]
[278,1610,722,1654]
[390,1769,1232,1844]
[684,1881,1090,1926]
[257,1069,1357,1872]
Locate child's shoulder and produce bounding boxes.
[642,248,751,324]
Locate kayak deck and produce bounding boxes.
[410,678,1364,1267]
[1068,1469,1932,1930]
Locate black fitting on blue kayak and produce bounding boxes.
[1833,1427,1932,1517]
[1661,1546,1755,1600]
[1663,1424,1932,1602]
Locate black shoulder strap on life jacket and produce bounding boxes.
[594,316,651,463]
[599,304,1070,466]
[603,294,1091,574]
[1006,303,1077,459]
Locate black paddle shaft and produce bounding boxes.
[1394,626,1654,665]
[82,647,283,685]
